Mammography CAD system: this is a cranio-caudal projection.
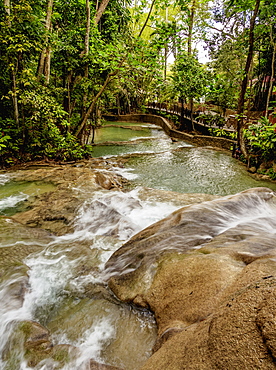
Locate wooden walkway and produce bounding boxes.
[146,102,236,132]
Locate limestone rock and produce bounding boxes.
[11,164,125,235]
[90,360,124,369]
[105,187,276,369]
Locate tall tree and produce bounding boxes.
[171,52,208,130]
[75,0,157,140]
[236,0,260,158]
[37,0,53,84]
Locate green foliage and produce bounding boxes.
[20,89,87,160]
[244,117,276,160]
[200,113,226,128]
[171,52,209,100]
[257,167,276,180]
[207,73,238,112]
[0,135,12,150]
[0,0,275,167]
[209,127,237,139]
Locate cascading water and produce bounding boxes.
[0,176,180,370]
[1,122,276,369]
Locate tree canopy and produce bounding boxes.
[0,0,276,166]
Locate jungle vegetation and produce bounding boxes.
[0,0,276,168]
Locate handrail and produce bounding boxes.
[146,102,236,131]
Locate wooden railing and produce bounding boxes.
[146,102,236,131]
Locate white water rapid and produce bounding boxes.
[1,160,276,369]
[0,182,180,370]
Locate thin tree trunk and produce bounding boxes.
[164,7,168,81]
[75,74,112,137]
[80,0,91,125]
[117,95,121,115]
[265,46,276,118]
[187,0,195,55]
[44,45,52,85]
[37,0,53,81]
[180,98,187,130]
[95,0,110,25]
[188,0,195,119]
[190,98,194,131]
[265,28,276,118]
[75,0,157,139]
[12,68,19,128]
[5,0,19,127]
[236,0,260,159]
[4,0,10,16]
[85,0,91,54]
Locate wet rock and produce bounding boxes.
[0,217,51,246]
[12,187,81,235]
[13,321,89,368]
[138,187,219,206]
[21,321,52,351]
[90,360,123,369]
[0,217,51,274]
[11,165,125,235]
[95,171,123,190]
[105,187,276,369]
[3,321,52,368]
[205,277,276,369]
[140,281,276,369]
[248,166,257,173]
[145,253,243,335]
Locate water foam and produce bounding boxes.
[0,174,10,186]
[0,193,28,213]
[0,187,180,369]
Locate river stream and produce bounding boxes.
[0,121,276,369]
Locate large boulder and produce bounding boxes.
[105,187,276,369]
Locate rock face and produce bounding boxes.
[105,187,276,369]
[11,162,126,235]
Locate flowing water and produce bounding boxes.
[0,122,276,369]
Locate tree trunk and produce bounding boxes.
[4,0,10,16]
[180,97,185,130]
[5,0,19,127]
[95,0,110,25]
[265,28,276,118]
[187,0,195,55]
[164,7,168,81]
[37,0,53,82]
[80,0,91,125]
[44,45,52,85]
[75,0,157,139]
[75,74,112,137]
[117,95,121,115]
[188,0,195,126]
[236,0,260,159]
[84,0,91,54]
[12,68,19,128]
[190,98,194,131]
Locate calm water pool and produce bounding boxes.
[91,121,276,196]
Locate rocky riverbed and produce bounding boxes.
[1,159,276,369]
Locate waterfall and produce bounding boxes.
[0,185,179,370]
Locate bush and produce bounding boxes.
[244,117,276,161]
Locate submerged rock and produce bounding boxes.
[11,164,126,235]
[0,217,51,276]
[105,187,276,369]
[5,319,125,369]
